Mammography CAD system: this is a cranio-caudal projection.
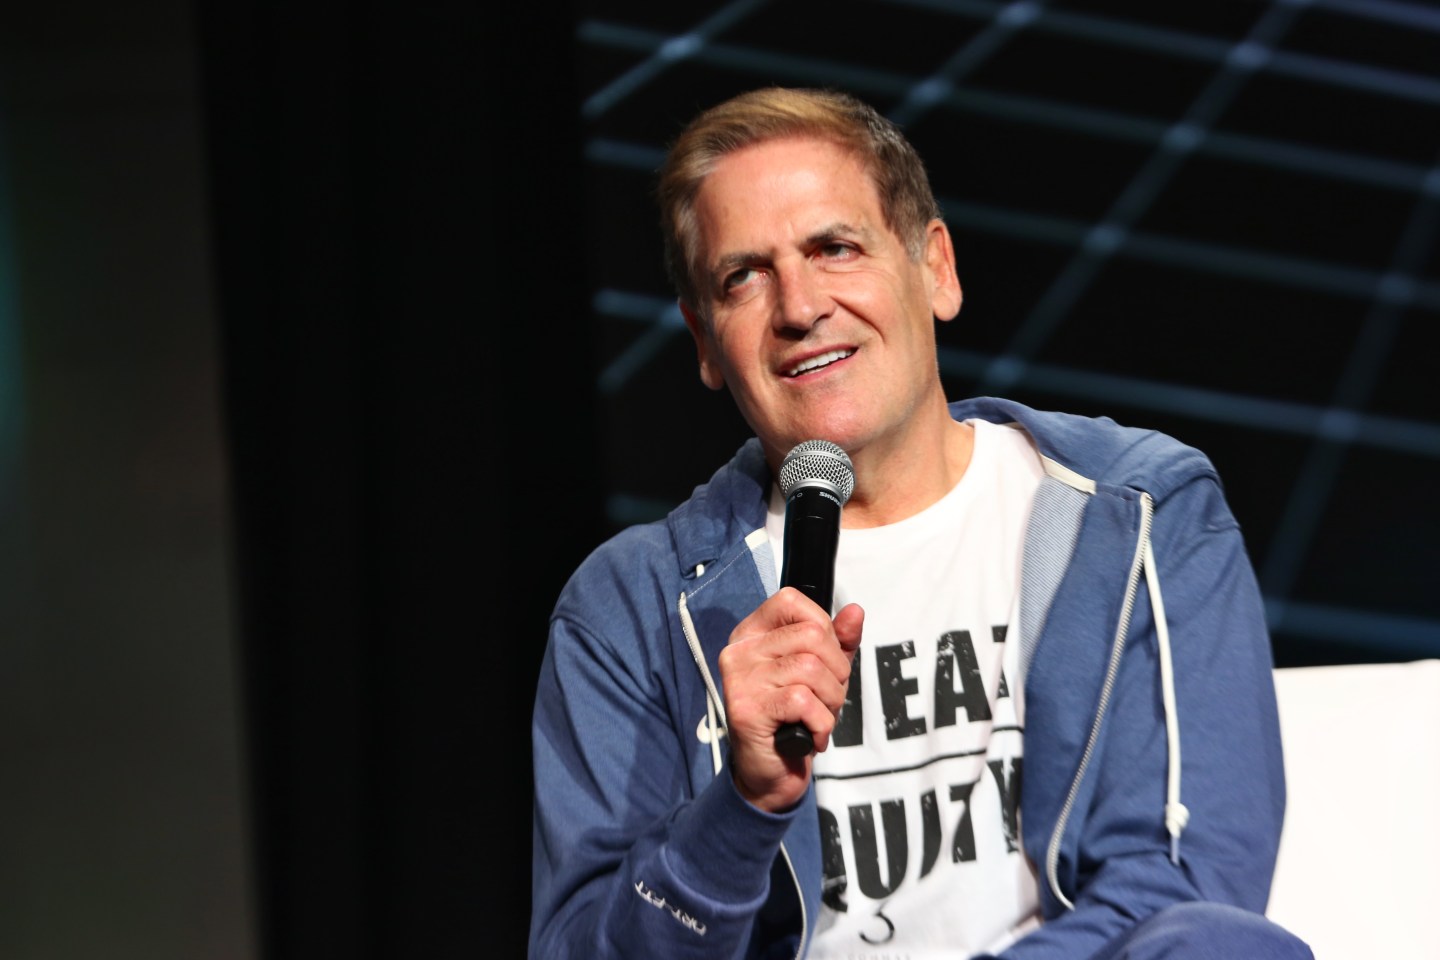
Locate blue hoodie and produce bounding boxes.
[530,398,1286,960]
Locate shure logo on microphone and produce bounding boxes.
[797,487,842,508]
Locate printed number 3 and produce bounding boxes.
[859,903,895,946]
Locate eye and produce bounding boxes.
[722,266,763,295]
[817,241,857,261]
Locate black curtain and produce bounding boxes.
[195,3,598,956]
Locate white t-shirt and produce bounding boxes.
[766,419,1045,958]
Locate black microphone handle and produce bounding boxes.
[774,487,842,759]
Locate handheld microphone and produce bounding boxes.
[773,439,855,759]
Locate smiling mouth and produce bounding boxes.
[785,348,855,377]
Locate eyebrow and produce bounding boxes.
[710,250,760,281]
[806,221,870,246]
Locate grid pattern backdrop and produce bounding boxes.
[573,0,1440,668]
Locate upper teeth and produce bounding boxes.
[788,349,853,377]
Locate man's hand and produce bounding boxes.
[718,586,864,813]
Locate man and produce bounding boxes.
[530,86,1311,959]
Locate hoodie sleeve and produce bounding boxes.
[984,471,1286,960]
[529,595,799,960]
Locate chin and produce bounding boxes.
[785,422,865,453]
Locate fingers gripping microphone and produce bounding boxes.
[773,440,855,759]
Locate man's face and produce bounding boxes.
[681,136,961,467]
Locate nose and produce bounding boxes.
[774,257,833,333]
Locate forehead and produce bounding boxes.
[692,137,883,252]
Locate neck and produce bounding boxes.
[841,412,974,529]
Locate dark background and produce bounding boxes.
[2,1,1437,958]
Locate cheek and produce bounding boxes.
[711,313,765,364]
[832,268,911,311]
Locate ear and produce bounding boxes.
[924,220,963,322]
[680,300,726,391]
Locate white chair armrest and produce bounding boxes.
[1267,659,1440,960]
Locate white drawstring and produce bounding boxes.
[1142,522,1188,865]
[679,577,728,774]
[705,690,722,772]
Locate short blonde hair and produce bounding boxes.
[657,86,941,311]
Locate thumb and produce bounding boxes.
[833,602,864,656]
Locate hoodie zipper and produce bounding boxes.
[1043,493,1154,910]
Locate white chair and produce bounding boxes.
[1267,658,1440,960]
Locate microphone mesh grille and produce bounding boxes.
[778,440,855,504]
